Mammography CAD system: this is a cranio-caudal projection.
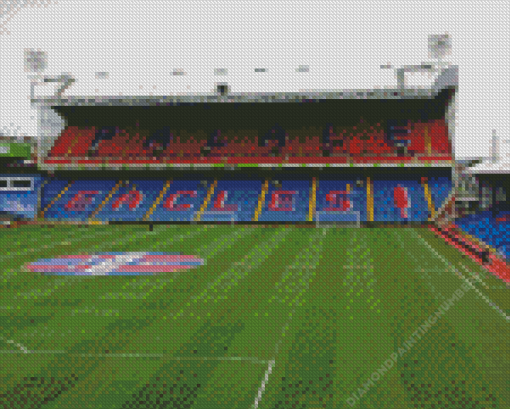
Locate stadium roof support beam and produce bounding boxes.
[491,130,499,164]
[395,64,458,93]
[396,64,436,92]
[29,73,75,100]
[37,105,66,165]
[432,65,458,94]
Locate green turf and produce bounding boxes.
[0,225,508,408]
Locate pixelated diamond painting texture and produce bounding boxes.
[0,1,509,408]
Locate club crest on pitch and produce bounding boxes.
[24,252,204,276]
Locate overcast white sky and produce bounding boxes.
[0,0,509,160]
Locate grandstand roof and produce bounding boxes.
[30,67,457,107]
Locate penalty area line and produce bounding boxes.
[0,347,271,364]
[252,359,275,409]
[251,228,326,408]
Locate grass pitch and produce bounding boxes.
[0,225,509,408]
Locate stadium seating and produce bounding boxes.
[258,180,310,222]
[315,179,367,222]
[47,128,77,157]
[93,180,166,221]
[46,120,451,164]
[40,176,454,225]
[160,138,204,159]
[48,127,96,157]
[455,211,510,260]
[0,192,37,219]
[43,179,118,221]
[205,180,263,222]
[149,179,211,222]
[95,129,132,158]
[372,180,429,222]
[407,122,428,154]
[430,120,451,154]
[41,178,71,211]
[428,177,452,211]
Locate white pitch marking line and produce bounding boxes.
[252,229,326,408]
[252,229,325,409]
[453,259,493,289]
[252,359,275,409]
[455,262,490,289]
[389,229,446,301]
[412,229,509,321]
[402,228,489,289]
[77,355,269,363]
[1,338,30,354]
[0,347,271,364]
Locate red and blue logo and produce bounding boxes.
[25,252,204,275]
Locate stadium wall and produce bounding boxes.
[0,174,42,221]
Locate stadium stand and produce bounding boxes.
[428,176,452,211]
[93,180,166,222]
[38,174,456,225]
[43,179,117,221]
[40,178,70,212]
[315,179,367,222]
[205,179,263,222]
[46,119,450,164]
[258,180,311,222]
[149,179,211,222]
[372,179,429,222]
[454,211,510,260]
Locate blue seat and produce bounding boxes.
[94,180,166,221]
[259,180,310,222]
[429,177,452,210]
[456,209,510,257]
[41,179,73,210]
[316,179,366,221]
[149,179,211,222]
[44,179,117,221]
[206,180,263,222]
[372,180,428,222]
